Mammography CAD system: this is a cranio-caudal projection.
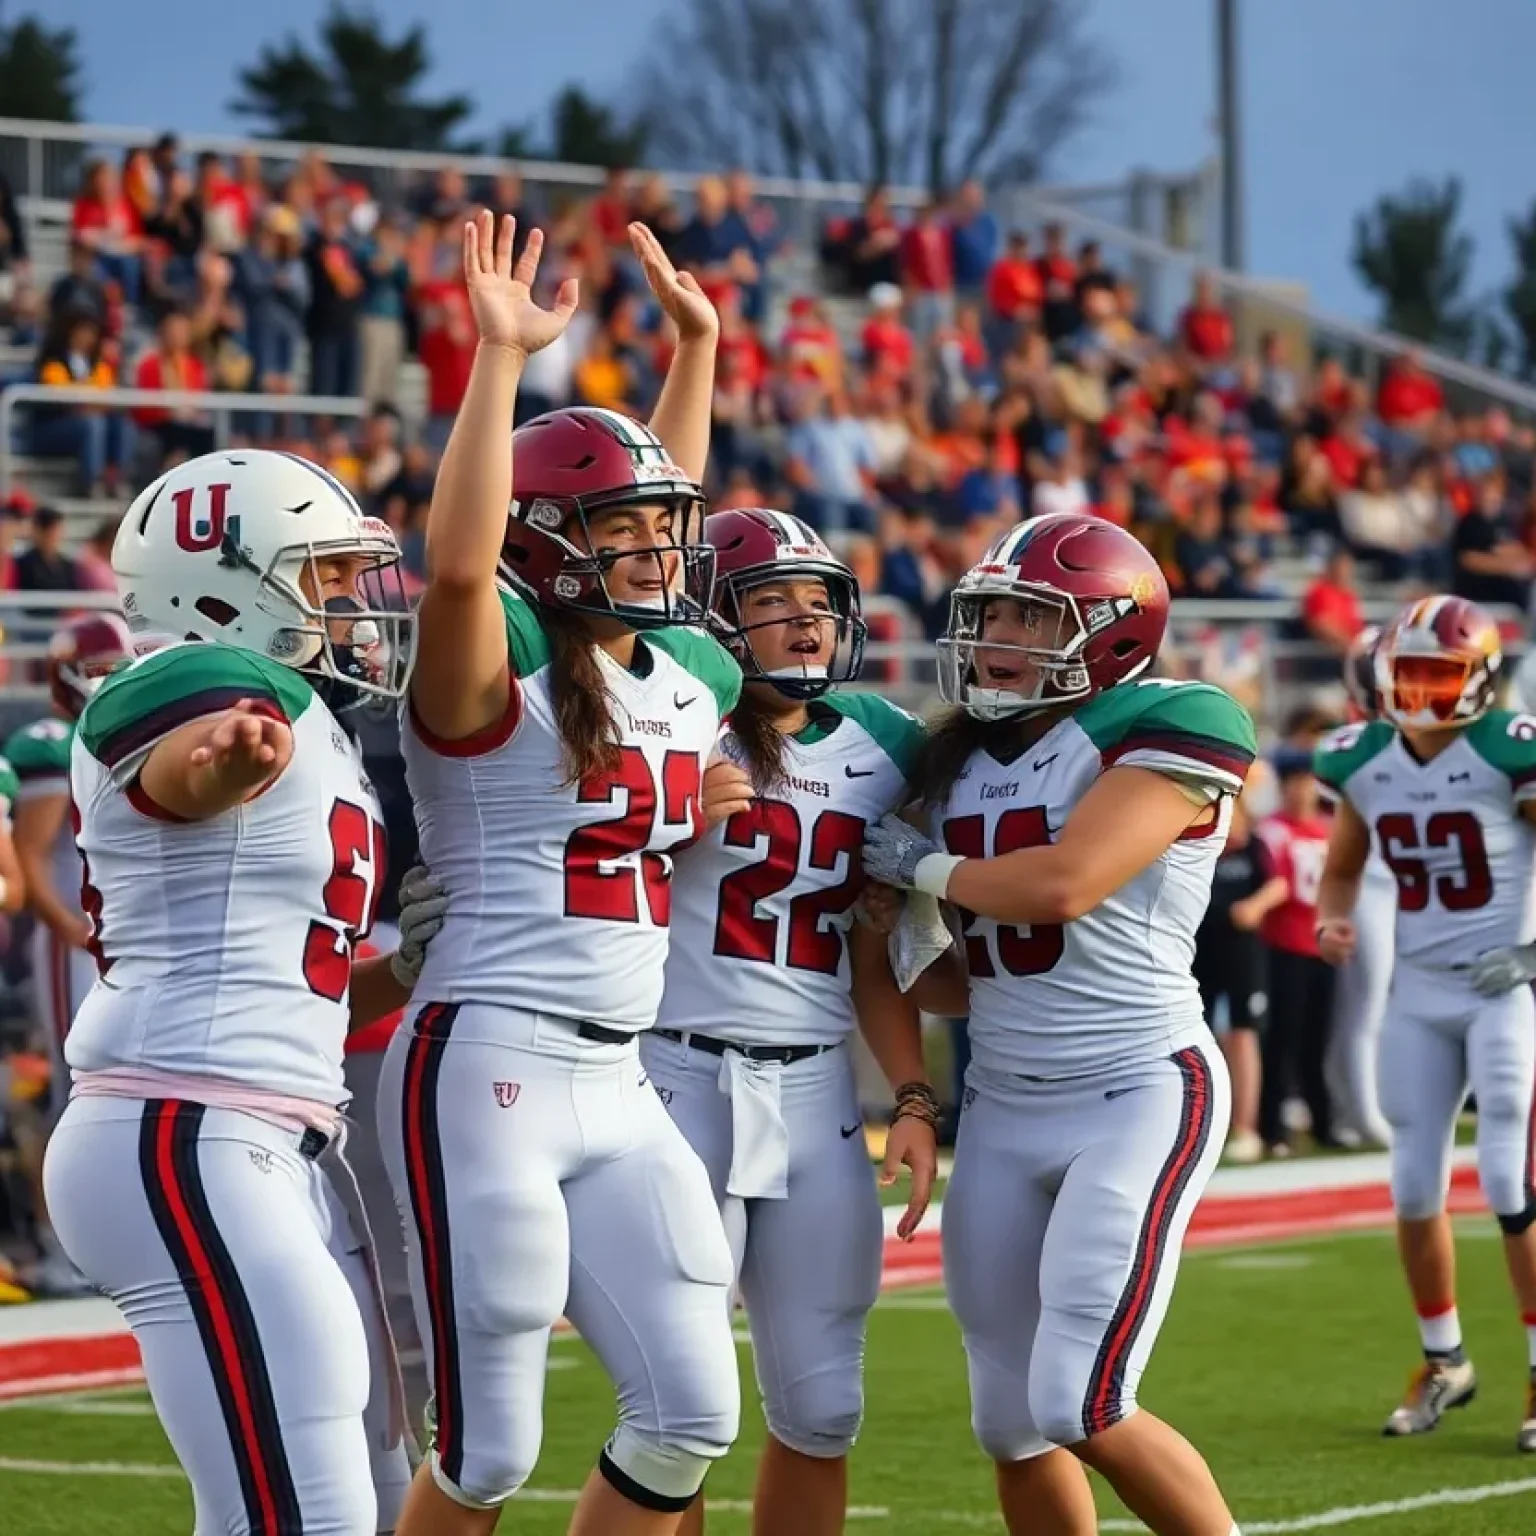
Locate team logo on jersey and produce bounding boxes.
[493,1081,520,1108]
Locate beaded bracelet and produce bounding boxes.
[893,1081,942,1130]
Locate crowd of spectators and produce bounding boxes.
[0,135,1531,660]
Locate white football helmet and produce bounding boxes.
[114,449,414,704]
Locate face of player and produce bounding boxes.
[301,554,379,647]
[740,577,837,679]
[576,500,683,610]
[973,595,1069,698]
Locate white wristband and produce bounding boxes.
[913,852,965,899]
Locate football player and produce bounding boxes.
[378,213,745,1536]
[861,512,1255,1536]
[1316,596,1536,1451]
[643,507,937,1536]
[42,448,422,1532]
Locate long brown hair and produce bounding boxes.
[909,707,1039,808]
[728,683,794,793]
[543,607,623,786]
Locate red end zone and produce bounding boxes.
[0,1159,1488,1400]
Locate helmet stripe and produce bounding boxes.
[586,408,661,450]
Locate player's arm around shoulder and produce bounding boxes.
[946,681,1256,925]
[82,647,306,822]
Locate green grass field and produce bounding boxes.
[4,1220,1536,1533]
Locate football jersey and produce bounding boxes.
[1314,710,1536,969]
[0,755,19,829]
[934,678,1256,1079]
[1254,811,1331,957]
[5,715,82,915]
[404,589,741,1033]
[659,693,922,1046]
[66,644,387,1104]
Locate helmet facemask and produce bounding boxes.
[232,529,415,708]
[506,490,716,631]
[715,565,867,701]
[938,585,1101,720]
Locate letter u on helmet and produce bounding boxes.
[115,448,415,706]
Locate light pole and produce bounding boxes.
[1216,0,1245,271]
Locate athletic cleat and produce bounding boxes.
[1223,1129,1263,1165]
[1519,1381,1536,1453]
[1382,1358,1477,1436]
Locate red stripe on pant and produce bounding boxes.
[402,1003,464,1485]
[1080,1047,1216,1439]
[139,1100,300,1534]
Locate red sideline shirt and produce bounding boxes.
[345,940,406,1056]
[1255,812,1332,957]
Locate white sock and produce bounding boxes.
[1418,1305,1461,1357]
[1523,1314,1536,1371]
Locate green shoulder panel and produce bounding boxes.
[0,754,22,811]
[646,626,743,718]
[79,644,314,768]
[4,717,73,783]
[1465,709,1536,793]
[499,587,552,677]
[825,691,925,778]
[1078,679,1258,779]
[1312,719,1394,793]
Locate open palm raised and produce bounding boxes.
[462,210,579,358]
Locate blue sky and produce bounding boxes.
[38,0,1536,322]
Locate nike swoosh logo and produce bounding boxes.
[840,1123,863,1138]
[674,693,696,709]
[1033,754,1058,772]
[1104,1086,1137,1101]
[1449,773,1470,783]
[845,765,875,779]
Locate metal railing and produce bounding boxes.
[0,384,368,496]
[0,115,1209,266]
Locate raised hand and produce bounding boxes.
[462,209,579,359]
[189,700,293,795]
[629,222,719,344]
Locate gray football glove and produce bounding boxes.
[389,865,448,988]
[1469,943,1536,997]
[861,812,941,892]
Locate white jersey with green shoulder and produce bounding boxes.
[935,678,1257,1079]
[66,643,388,1103]
[660,692,923,1046]
[5,715,81,915]
[403,588,742,1033]
[1315,710,1536,969]
[0,755,19,829]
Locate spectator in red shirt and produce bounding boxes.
[1319,411,1379,490]
[984,230,1043,353]
[416,274,476,445]
[1255,754,1338,1152]
[1035,222,1078,342]
[1376,349,1445,435]
[1301,546,1364,657]
[862,283,915,382]
[195,152,252,253]
[780,294,842,390]
[590,166,633,251]
[70,159,142,304]
[133,308,214,463]
[900,197,955,342]
[1179,272,1234,367]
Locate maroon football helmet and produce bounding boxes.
[1343,623,1382,720]
[49,611,135,720]
[705,508,866,699]
[500,407,714,630]
[1374,594,1502,729]
[938,513,1169,719]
